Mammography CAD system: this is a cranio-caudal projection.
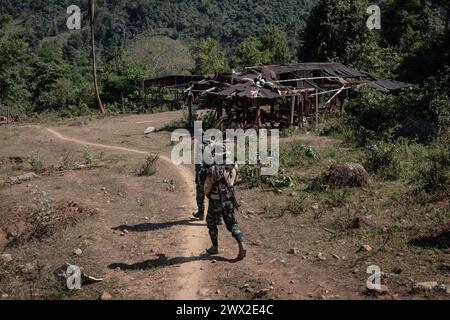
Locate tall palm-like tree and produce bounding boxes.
[88,0,105,114]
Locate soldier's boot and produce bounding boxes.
[193,210,205,220]
[234,233,247,260]
[206,232,219,255]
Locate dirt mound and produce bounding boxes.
[308,163,369,191]
[328,163,369,187]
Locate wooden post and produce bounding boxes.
[315,89,319,128]
[300,93,305,128]
[188,94,193,132]
[290,95,296,127]
[255,103,261,129]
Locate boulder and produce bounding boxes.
[328,163,369,188]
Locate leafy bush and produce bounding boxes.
[136,155,159,177]
[280,143,317,167]
[411,145,449,195]
[238,164,295,189]
[364,142,401,180]
[27,152,44,173]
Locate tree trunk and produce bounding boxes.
[89,0,105,114]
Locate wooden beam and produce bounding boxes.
[290,95,296,126]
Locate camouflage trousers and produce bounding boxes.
[195,169,206,214]
[206,197,242,246]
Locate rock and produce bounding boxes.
[413,281,439,292]
[144,127,156,134]
[288,248,299,255]
[392,267,402,275]
[352,215,375,229]
[327,163,369,188]
[0,253,12,263]
[100,187,106,191]
[438,285,450,294]
[358,245,372,252]
[332,254,340,260]
[254,288,270,298]
[352,268,359,274]
[1,293,9,299]
[8,172,37,184]
[290,192,298,197]
[122,229,129,234]
[317,252,326,261]
[99,291,112,300]
[74,248,83,256]
[276,189,283,194]
[311,203,319,210]
[198,288,210,297]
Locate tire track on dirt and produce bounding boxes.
[44,127,207,300]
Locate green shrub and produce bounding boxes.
[27,152,45,173]
[238,164,295,189]
[364,141,401,180]
[411,145,449,195]
[280,143,317,167]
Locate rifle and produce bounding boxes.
[216,165,240,210]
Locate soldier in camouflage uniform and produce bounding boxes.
[193,140,223,225]
[203,147,246,260]
[192,163,206,220]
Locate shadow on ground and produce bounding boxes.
[112,218,205,233]
[409,223,450,249]
[108,253,240,271]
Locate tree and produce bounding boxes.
[191,37,226,75]
[260,26,292,65]
[235,37,270,68]
[88,0,105,114]
[299,0,372,64]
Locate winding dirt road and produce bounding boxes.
[45,127,207,300]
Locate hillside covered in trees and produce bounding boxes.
[0,0,449,121]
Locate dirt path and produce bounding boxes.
[44,127,207,300]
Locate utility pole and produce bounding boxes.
[88,0,105,114]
